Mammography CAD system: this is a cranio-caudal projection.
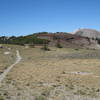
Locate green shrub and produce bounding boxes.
[0,96,4,100]
[35,95,46,100]
[75,90,86,95]
[56,43,63,48]
[29,44,35,48]
[41,44,50,51]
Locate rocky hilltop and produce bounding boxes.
[73,28,100,39]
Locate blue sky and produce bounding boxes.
[0,0,100,36]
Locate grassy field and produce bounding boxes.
[0,45,16,73]
[1,45,100,100]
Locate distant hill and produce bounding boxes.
[73,28,100,39]
[0,30,100,49]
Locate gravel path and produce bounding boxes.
[0,50,22,83]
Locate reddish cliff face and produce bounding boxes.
[37,34,54,40]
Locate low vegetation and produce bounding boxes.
[0,32,50,45]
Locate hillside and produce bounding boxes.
[37,32,100,49]
[0,32,49,45]
[0,30,100,49]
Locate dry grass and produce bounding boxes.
[1,45,100,100]
[0,45,16,72]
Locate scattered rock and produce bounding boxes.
[4,52,10,55]
[67,71,93,75]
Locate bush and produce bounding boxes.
[74,48,79,51]
[96,38,100,44]
[56,43,63,48]
[0,96,4,100]
[41,44,50,51]
[29,44,35,48]
[35,95,47,100]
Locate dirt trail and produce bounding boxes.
[0,50,21,83]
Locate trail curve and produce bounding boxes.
[0,50,22,83]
